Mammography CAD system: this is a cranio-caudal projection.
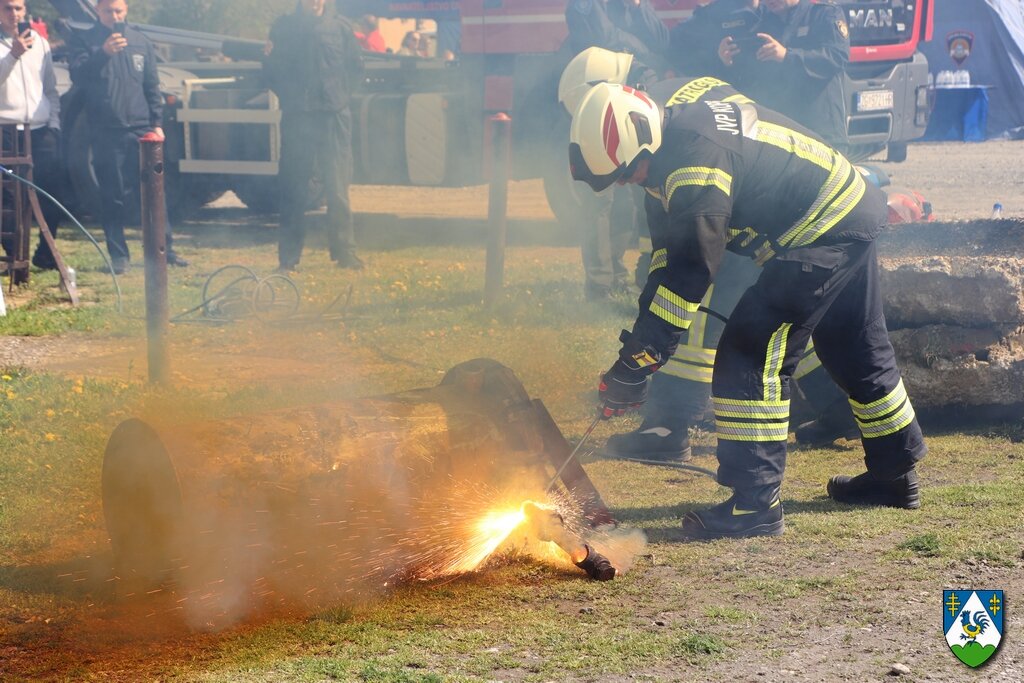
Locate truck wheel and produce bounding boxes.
[886,142,908,163]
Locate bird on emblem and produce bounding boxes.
[960,610,990,643]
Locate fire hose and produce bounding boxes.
[545,414,602,493]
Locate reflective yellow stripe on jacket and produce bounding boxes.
[744,119,865,249]
[665,166,733,205]
[660,284,716,383]
[650,285,700,329]
[649,248,668,275]
[662,346,716,383]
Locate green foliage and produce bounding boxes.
[898,532,941,556]
[675,633,727,661]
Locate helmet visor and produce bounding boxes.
[568,142,626,193]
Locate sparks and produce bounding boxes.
[421,506,527,578]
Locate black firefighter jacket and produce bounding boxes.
[630,86,887,358]
[264,9,363,113]
[69,23,162,131]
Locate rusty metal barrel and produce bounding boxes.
[101,359,610,623]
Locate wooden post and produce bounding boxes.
[139,133,169,385]
[484,113,511,307]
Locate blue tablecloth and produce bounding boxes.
[922,86,990,142]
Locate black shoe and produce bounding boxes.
[681,494,785,540]
[604,425,692,462]
[827,468,920,509]
[335,252,364,270]
[166,253,190,268]
[275,262,299,274]
[795,403,860,446]
[31,251,58,270]
[111,258,130,275]
[574,545,616,581]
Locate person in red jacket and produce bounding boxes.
[354,14,386,53]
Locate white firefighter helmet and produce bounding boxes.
[568,82,662,192]
[558,47,635,115]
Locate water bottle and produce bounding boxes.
[66,267,76,290]
[991,203,1003,219]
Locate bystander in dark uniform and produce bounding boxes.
[668,0,763,79]
[717,0,849,146]
[571,83,926,539]
[0,0,64,272]
[564,0,668,300]
[566,0,669,74]
[265,0,363,272]
[68,0,187,274]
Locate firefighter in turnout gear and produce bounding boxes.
[559,50,856,462]
[569,83,927,539]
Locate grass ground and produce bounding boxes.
[1,211,1022,681]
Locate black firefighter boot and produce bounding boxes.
[680,485,785,540]
[603,419,692,462]
[827,468,921,509]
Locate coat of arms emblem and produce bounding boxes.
[943,590,1003,668]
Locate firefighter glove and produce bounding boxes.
[598,330,663,419]
[599,360,650,419]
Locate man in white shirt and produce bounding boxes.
[0,0,64,270]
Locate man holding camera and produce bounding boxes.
[264,0,364,272]
[69,0,188,274]
[0,0,63,272]
[717,0,849,146]
[668,0,763,79]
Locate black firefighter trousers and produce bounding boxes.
[278,108,354,269]
[711,239,927,492]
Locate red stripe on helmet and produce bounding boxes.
[602,104,620,165]
[622,84,653,108]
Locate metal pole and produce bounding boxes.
[139,134,170,385]
[484,113,511,307]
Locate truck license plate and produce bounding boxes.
[857,90,894,112]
